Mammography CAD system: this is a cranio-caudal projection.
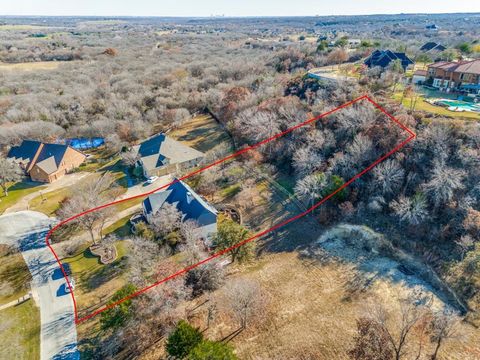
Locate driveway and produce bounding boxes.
[3,172,90,214]
[119,174,173,199]
[0,211,79,360]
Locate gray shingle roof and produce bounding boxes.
[364,49,414,70]
[133,134,204,171]
[143,179,217,227]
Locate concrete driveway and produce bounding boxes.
[0,211,79,360]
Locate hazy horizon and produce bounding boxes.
[1,0,480,17]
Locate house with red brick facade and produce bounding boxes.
[7,140,86,183]
[426,59,480,95]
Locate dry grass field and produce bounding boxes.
[168,114,233,153]
[140,250,480,360]
[0,61,62,72]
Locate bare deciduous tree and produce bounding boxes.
[223,279,264,329]
[151,203,182,237]
[0,157,23,196]
[428,310,461,360]
[372,159,405,196]
[58,172,118,244]
[390,194,429,226]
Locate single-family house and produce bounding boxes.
[412,69,427,84]
[7,140,86,183]
[426,24,439,31]
[133,133,205,178]
[364,50,414,71]
[419,42,446,53]
[426,59,480,95]
[142,179,218,243]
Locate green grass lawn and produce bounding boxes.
[62,240,129,311]
[0,252,32,305]
[0,299,40,360]
[102,215,132,238]
[0,181,46,214]
[29,187,71,216]
[392,92,480,120]
[113,197,143,213]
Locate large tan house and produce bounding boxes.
[7,140,86,183]
[133,133,204,178]
[427,59,480,95]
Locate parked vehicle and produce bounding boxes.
[65,278,75,293]
[146,176,159,184]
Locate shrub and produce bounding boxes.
[166,320,203,359]
[189,340,237,360]
[100,284,136,330]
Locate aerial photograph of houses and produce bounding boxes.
[0,1,479,360]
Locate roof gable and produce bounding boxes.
[134,133,204,171]
[144,179,217,226]
[364,49,413,69]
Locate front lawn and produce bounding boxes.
[29,187,71,216]
[62,240,129,312]
[0,181,46,214]
[102,215,132,238]
[0,251,32,305]
[0,299,40,359]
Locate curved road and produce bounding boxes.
[0,211,78,360]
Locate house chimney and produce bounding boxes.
[186,191,193,204]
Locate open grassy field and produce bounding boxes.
[169,114,233,153]
[0,299,40,360]
[140,251,480,360]
[0,181,46,214]
[0,61,62,72]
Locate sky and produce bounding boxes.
[1,0,480,17]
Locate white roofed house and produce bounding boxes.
[133,133,205,178]
[142,179,218,244]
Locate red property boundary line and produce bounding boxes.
[45,95,415,324]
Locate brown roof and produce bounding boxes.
[413,69,427,76]
[428,59,480,75]
[454,59,480,75]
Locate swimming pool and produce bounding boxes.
[435,99,480,113]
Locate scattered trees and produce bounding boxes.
[0,157,22,196]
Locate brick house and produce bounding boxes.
[426,59,480,95]
[7,140,86,183]
[133,133,204,178]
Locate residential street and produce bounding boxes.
[0,211,79,360]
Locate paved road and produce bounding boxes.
[0,211,79,360]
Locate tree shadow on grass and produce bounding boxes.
[83,253,128,291]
